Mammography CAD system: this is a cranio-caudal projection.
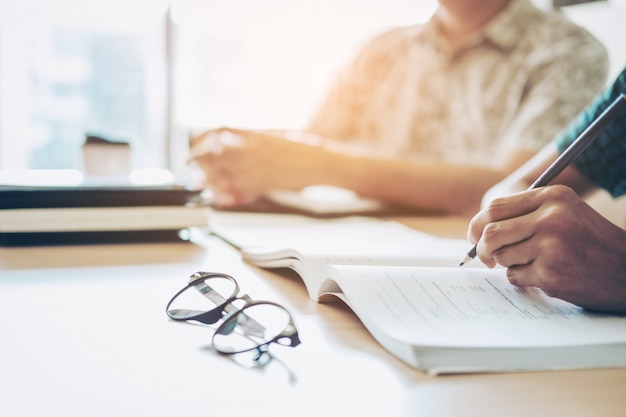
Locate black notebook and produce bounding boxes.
[0,184,201,209]
[0,184,209,246]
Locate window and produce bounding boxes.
[169,0,436,130]
[0,0,437,176]
[0,0,169,172]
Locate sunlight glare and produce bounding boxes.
[170,0,437,130]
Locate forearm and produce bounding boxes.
[314,152,512,215]
[482,145,599,207]
[194,128,531,212]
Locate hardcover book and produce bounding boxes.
[0,184,209,246]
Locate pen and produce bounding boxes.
[460,92,626,267]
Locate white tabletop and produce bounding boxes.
[1,215,625,417]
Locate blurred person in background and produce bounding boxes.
[191,0,607,215]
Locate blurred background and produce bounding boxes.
[0,0,624,178]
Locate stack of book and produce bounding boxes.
[0,184,210,246]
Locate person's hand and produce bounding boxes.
[189,127,324,206]
[467,185,626,313]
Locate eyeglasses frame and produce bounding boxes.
[165,271,301,357]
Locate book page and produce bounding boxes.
[209,213,475,299]
[329,265,626,348]
[211,213,471,267]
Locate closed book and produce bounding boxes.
[0,184,209,246]
[0,184,200,209]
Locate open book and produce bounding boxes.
[208,213,626,375]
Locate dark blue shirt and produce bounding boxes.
[555,67,626,198]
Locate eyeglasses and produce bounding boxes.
[165,271,301,361]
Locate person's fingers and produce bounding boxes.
[211,191,238,207]
[188,127,248,160]
[475,211,538,266]
[467,188,550,244]
[216,129,245,146]
[504,262,538,289]
[490,234,536,269]
[189,137,218,162]
[189,128,216,148]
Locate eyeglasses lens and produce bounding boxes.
[167,275,238,321]
[213,303,291,354]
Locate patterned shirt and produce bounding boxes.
[556,67,626,198]
[306,0,608,165]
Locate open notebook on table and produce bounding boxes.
[205,212,626,375]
